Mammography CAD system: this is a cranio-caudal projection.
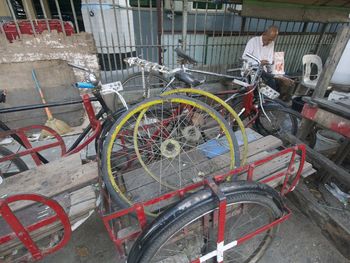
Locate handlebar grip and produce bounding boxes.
[75,82,95,89]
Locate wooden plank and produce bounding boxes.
[302,104,350,138]
[313,26,350,99]
[0,153,98,211]
[298,26,350,140]
[122,135,283,203]
[288,181,350,259]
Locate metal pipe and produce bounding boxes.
[156,0,163,64]
[22,0,37,36]
[182,0,188,50]
[5,0,21,39]
[39,0,51,33]
[70,0,80,33]
[54,0,66,36]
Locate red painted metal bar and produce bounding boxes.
[0,194,72,261]
[247,164,255,181]
[101,145,306,259]
[65,94,101,156]
[0,202,43,260]
[236,209,291,246]
[281,148,297,194]
[0,125,66,166]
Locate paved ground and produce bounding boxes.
[41,197,349,263]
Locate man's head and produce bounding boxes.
[262,26,279,46]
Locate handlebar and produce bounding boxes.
[68,62,90,72]
[68,62,99,88]
[75,82,95,89]
[245,53,261,64]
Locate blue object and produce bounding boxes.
[198,138,230,159]
[75,82,95,89]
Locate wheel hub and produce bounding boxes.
[160,139,181,158]
[181,126,201,143]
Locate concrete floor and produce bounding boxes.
[41,198,349,263]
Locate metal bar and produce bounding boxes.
[202,2,209,65]
[170,0,176,67]
[0,202,43,260]
[137,0,143,57]
[182,0,188,50]
[98,32,108,81]
[156,0,163,64]
[217,4,227,70]
[70,0,80,33]
[5,0,21,39]
[316,23,328,55]
[39,0,51,33]
[110,34,119,79]
[112,0,125,79]
[99,0,113,81]
[193,1,198,65]
[22,0,37,36]
[209,3,219,71]
[54,0,66,36]
[149,0,154,61]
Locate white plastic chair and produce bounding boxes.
[302,54,323,94]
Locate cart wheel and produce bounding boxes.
[0,194,71,261]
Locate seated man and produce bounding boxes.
[242,26,294,100]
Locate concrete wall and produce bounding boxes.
[0,32,99,128]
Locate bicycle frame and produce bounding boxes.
[0,94,102,166]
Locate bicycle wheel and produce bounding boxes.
[114,72,172,109]
[102,95,240,213]
[128,181,284,263]
[255,104,299,136]
[162,88,248,165]
[0,145,29,178]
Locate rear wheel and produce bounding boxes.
[128,182,283,263]
[114,72,172,109]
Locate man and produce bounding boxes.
[242,25,279,91]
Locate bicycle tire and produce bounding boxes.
[114,72,172,109]
[95,108,127,158]
[162,88,248,165]
[0,145,29,178]
[255,104,300,136]
[102,95,240,214]
[128,181,283,263]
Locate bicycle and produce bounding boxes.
[0,63,128,179]
[121,50,301,138]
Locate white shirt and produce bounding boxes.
[242,36,275,65]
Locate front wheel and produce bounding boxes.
[255,104,300,136]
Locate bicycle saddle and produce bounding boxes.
[175,47,198,65]
[175,71,201,87]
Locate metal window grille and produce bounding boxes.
[1,0,347,83]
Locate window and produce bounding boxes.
[129,0,157,8]
[193,1,223,10]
